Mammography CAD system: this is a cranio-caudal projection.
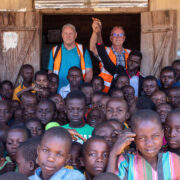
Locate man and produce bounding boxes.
[48,24,93,90]
[90,18,130,92]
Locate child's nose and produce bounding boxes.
[47,153,56,162]
[170,129,176,137]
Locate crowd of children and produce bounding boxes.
[0,53,180,180]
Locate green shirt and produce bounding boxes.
[62,123,94,144]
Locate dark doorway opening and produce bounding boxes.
[42,14,140,75]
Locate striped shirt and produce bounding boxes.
[115,152,180,180]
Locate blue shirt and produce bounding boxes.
[29,167,85,180]
[48,43,92,90]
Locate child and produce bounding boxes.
[13,64,34,101]
[108,119,123,131]
[87,108,105,128]
[164,108,180,155]
[159,66,176,93]
[167,87,180,108]
[23,105,36,121]
[98,94,110,114]
[29,127,85,180]
[106,97,129,127]
[92,122,117,148]
[34,70,49,89]
[6,126,30,161]
[114,74,129,90]
[142,76,158,97]
[11,100,20,114]
[25,119,43,137]
[67,141,83,171]
[0,80,13,100]
[63,91,94,144]
[36,87,50,102]
[121,85,136,104]
[156,103,172,125]
[59,66,83,99]
[48,73,59,94]
[80,83,93,107]
[110,89,124,99]
[0,100,13,125]
[107,109,180,179]
[91,92,105,109]
[172,59,180,82]
[92,76,104,93]
[151,90,166,107]
[36,99,56,125]
[93,172,120,180]
[20,92,37,110]
[82,136,110,180]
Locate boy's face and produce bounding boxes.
[36,102,55,125]
[36,89,50,102]
[14,109,23,121]
[106,100,128,123]
[123,87,135,101]
[11,100,20,113]
[37,136,70,180]
[143,80,158,96]
[164,113,180,150]
[66,98,86,126]
[67,70,82,87]
[84,139,109,177]
[115,76,129,89]
[16,149,33,176]
[26,121,43,137]
[0,84,13,100]
[156,104,172,124]
[99,97,110,114]
[0,102,12,124]
[92,79,104,92]
[21,96,37,110]
[49,95,65,112]
[160,70,175,89]
[81,87,93,105]
[87,109,104,128]
[6,129,28,161]
[173,62,180,80]
[22,68,34,83]
[68,144,82,170]
[94,125,117,148]
[134,120,163,161]
[23,106,36,121]
[168,89,180,108]
[35,75,48,88]
[127,55,141,71]
[151,92,166,106]
[48,77,58,94]
[92,95,103,108]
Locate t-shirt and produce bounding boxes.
[116,152,180,180]
[29,167,85,180]
[48,43,92,90]
[62,123,94,144]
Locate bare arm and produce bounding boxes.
[84,68,93,83]
[89,17,103,56]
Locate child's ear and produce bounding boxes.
[29,161,35,171]
[125,112,130,120]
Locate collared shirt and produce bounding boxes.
[29,167,85,180]
[111,46,126,67]
[59,84,71,99]
[116,152,180,180]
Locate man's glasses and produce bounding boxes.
[111,33,124,37]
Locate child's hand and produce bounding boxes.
[0,162,16,174]
[32,83,43,92]
[111,130,136,156]
[67,129,86,142]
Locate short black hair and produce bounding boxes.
[143,76,158,85]
[93,172,120,180]
[92,76,104,85]
[71,141,83,156]
[0,141,4,158]
[21,64,34,72]
[160,66,176,77]
[107,97,128,111]
[68,66,82,76]
[38,99,56,112]
[80,82,93,90]
[8,125,31,139]
[130,109,162,132]
[93,91,107,97]
[129,50,142,61]
[136,96,156,111]
[17,136,41,164]
[82,136,108,156]
[34,70,48,80]
[172,59,180,66]
[65,90,87,105]
[20,91,37,101]
[48,73,59,81]
[0,80,13,90]
[166,108,180,120]
[0,172,28,180]
[167,86,180,94]
[25,118,43,127]
[41,127,72,152]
